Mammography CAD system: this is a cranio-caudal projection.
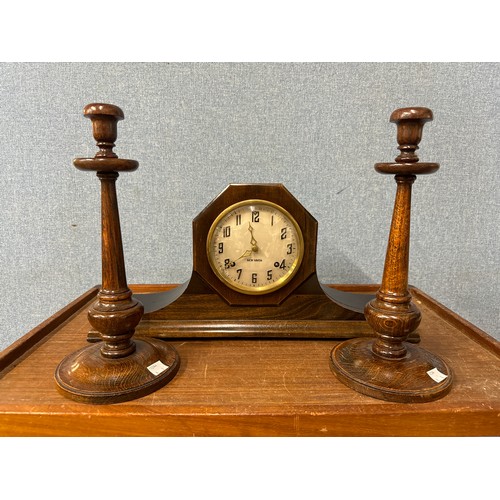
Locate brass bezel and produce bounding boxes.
[206,199,305,295]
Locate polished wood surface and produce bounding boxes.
[192,183,320,306]
[137,275,372,339]
[55,103,180,404]
[135,183,374,339]
[331,108,453,403]
[1,284,498,436]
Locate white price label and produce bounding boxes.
[427,367,448,383]
[147,360,170,376]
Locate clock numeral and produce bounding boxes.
[236,214,242,225]
[236,269,242,279]
[252,211,260,223]
[280,227,287,240]
[252,273,258,284]
[224,258,235,269]
[218,242,224,254]
[274,259,287,270]
[267,270,273,280]
[271,215,274,226]
[223,226,231,238]
[287,243,293,254]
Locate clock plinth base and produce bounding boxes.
[329,338,452,403]
[55,338,180,404]
[134,280,376,339]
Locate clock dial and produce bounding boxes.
[207,200,304,295]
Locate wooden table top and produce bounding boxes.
[0,284,498,436]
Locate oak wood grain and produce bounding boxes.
[55,103,180,404]
[331,107,453,403]
[0,284,498,436]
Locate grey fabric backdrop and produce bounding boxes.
[0,62,498,351]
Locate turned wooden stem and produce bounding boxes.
[365,107,437,360]
[99,172,128,295]
[91,171,142,359]
[366,174,420,359]
[379,174,414,299]
[74,103,143,359]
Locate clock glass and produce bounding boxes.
[206,200,304,295]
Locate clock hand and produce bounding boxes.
[225,223,261,268]
[236,249,253,261]
[248,223,258,252]
[224,248,252,269]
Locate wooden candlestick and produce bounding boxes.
[330,107,453,403]
[55,103,180,404]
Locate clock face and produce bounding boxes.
[206,199,304,295]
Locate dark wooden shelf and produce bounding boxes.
[0,284,498,436]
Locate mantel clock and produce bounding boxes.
[131,183,374,339]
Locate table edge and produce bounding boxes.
[0,286,99,373]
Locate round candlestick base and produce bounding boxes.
[55,338,180,404]
[330,338,452,403]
